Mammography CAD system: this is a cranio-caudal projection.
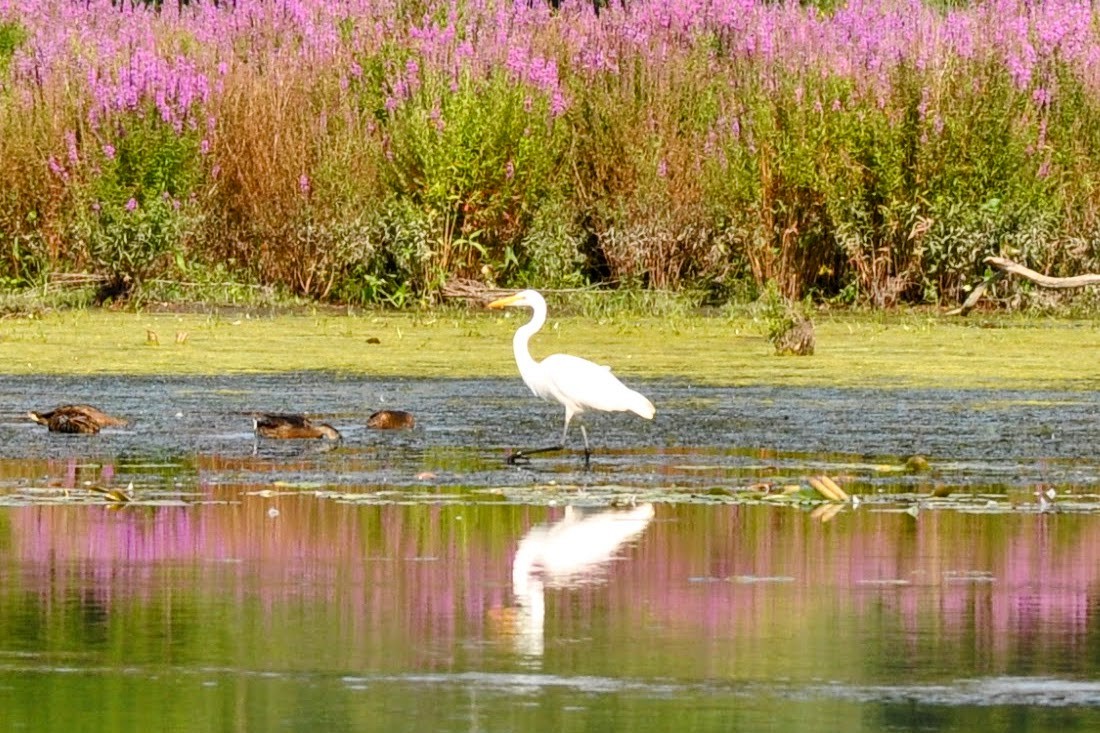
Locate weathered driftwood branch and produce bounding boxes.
[948,256,1100,316]
[984,256,1100,289]
[945,270,1005,316]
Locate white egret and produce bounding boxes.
[487,289,655,463]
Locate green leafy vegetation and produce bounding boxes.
[2,1,1100,310]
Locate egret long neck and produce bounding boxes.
[512,305,544,378]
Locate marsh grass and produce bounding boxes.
[2,307,1099,391]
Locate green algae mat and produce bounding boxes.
[2,308,1099,390]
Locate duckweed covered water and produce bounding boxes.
[3,308,1100,388]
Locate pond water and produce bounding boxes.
[1,374,1100,732]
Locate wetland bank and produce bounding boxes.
[4,306,1100,387]
[2,307,1100,733]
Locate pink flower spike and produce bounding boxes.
[125,198,138,212]
[65,131,79,165]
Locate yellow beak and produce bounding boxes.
[487,293,523,309]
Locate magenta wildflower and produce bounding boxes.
[125,198,138,212]
[550,91,567,117]
[103,144,116,160]
[65,131,79,165]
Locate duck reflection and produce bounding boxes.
[509,503,655,658]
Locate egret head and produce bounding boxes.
[487,290,542,310]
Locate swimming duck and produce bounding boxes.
[28,404,129,435]
[253,413,341,440]
[367,409,416,430]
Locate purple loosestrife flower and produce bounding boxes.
[125,198,138,212]
[550,91,567,117]
[47,156,66,180]
[405,58,420,93]
[102,144,116,160]
[65,130,78,165]
[299,173,311,195]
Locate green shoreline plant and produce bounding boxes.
[0,0,1098,309]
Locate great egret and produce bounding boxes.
[367,409,416,430]
[487,289,655,463]
[253,413,341,440]
[28,404,128,434]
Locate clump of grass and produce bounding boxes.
[757,281,815,356]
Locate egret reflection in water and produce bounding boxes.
[509,503,656,658]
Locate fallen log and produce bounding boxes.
[945,270,1005,316]
[948,256,1100,316]
[984,256,1100,289]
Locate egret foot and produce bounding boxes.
[505,444,564,465]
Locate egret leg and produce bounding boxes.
[505,410,572,465]
[561,411,573,447]
[580,425,591,467]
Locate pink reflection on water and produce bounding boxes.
[3,498,1099,674]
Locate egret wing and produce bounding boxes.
[541,354,653,416]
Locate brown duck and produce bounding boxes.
[28,404,128,435]
[254,413,341,440]
[367,409,416,430]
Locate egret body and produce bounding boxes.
[488,289,655,463]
